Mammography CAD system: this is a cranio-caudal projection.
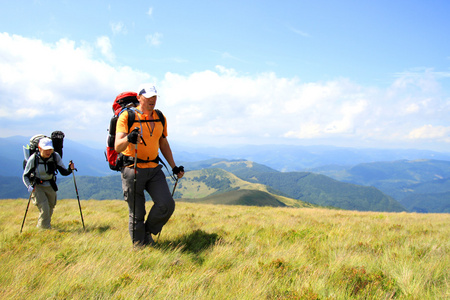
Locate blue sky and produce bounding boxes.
[0,0,449,152]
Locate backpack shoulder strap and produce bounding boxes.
[121,108,165,135]
[155,109,166,138]
[24,153,37,175]
[155,109,165,127]
[50,152,58,175]
[127,109,135,132]
[118,108,136,133]
[51,152,58,163]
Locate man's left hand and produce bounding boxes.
[172,166,185,178]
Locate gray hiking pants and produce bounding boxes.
[32,185,57,229]
[121,165,175,246]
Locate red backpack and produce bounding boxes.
[105,92,139,171]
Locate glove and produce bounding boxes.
[68,160,77,172]
[172,165,184,175]
[127,128,140,144]
[28,185,34,193]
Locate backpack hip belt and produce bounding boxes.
[121,155,161,168]
[121,154,173,179]
[33,176,58,192]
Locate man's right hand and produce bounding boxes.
[127,128,140,144]
[28,185,34,193]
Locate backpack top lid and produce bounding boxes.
[51,130,65,158]
[113,92,139,115]
[29,134,48,151]
[25,131,65,160]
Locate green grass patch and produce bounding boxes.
[0,199,449,299]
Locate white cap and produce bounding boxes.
[38,138,54,150]
[138,84,157,98]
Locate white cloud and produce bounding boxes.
[408,125,450,142]
[287,25,310,37]
[96,36,115,62]
[146,32,162,46]
[147,7,153,16]
[110,22,127,35]
[405,103,420,114]
[159,66,449,148]
[393,68,441,92]
[0,33,449,151]
[0,33,152,142]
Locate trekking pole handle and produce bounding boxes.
[69,160,78,172]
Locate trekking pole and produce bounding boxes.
[132,128,139,246]
[20,189,33,233]
[172,177,179,197]
[70,161,85,231]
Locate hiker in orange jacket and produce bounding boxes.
[115,84,184,247]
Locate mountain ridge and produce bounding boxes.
[1,136,449,212]
[0,159,406,212]
[308,159,450,213]
[2,135,450,177]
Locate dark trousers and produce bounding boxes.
[121,165,175,245]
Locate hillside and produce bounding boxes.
[56,175,124,200]
[175,168,271,197]
[0,176,27,199]
[182,189,288,207]
[170,168,312,208]
[1,199,449,299]
[246,171,405,212]
[310,159,450,213]
[181,189,317,208]
[184,160,406,212]
[400,191,450,213]
[2,135,449,212]
[0,160,406,212]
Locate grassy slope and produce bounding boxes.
[1,199,449,299]
[176,168,312,208]
[183,189,287,207]
[183,189,317,208]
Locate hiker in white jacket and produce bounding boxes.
[23,138,74,229]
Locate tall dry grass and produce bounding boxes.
[0,199,448,299]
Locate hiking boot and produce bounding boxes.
[37,224,52,230]
[144,232,156,246]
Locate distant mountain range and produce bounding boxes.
[0,161,403,212]
[2,135,450,177]
[0,136,112,177]
[1,136,449,213]
[308,159,450,213]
